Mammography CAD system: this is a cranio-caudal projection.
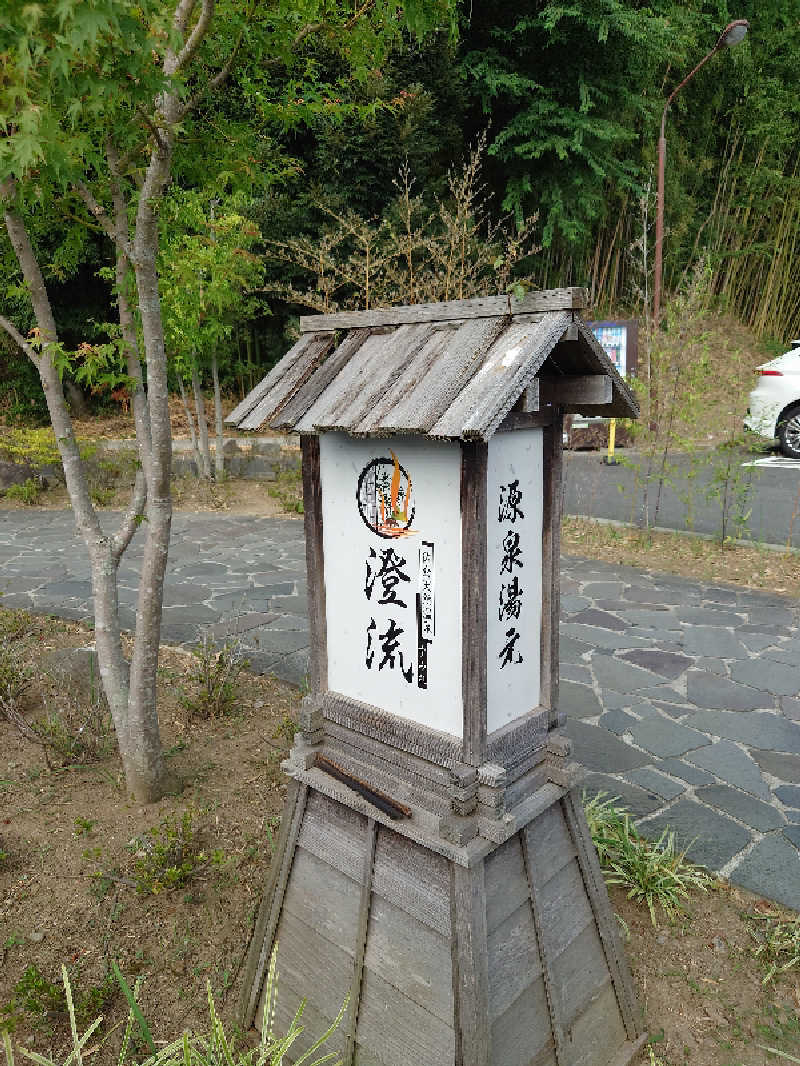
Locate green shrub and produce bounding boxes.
[267,462,304,514]
[183,630,248,719]
[129,809,215,896]
[0,966,115,1036]
[2,479,42,505]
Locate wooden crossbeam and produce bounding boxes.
[538,374,613,407]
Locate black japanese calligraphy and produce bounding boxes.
[499,479,525,523]
[500,530,524,574]
[499,575,524,622]
[376,618,413,683]
[497,479,525,668]
[364,546,411,608]
[499,627,523,668]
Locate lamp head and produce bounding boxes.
[718,19,749,49]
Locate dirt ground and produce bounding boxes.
[563,517,800,600]
[0,611,298,1063]
[1,611,799,1066]
[0,474,297,516]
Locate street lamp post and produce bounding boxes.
[652,19,750,331]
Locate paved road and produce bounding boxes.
[1,509,799,910]
[564,448,800,547]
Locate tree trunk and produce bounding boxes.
[192,361,212,479]
[2,185,168,802]
[126,123,178,803]
[211,352,225,479]
[178,376,202,474]
[65,378,90,417]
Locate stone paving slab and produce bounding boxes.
[2,510,800,909]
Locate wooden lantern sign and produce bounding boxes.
[227,289,645,1066]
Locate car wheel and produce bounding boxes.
[778,405,800,459]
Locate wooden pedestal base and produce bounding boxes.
[240,772,644,1066]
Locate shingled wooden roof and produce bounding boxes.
[226,289,639,440]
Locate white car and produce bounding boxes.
[745,340,800,459]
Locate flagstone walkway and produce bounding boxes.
[1,510,799,909]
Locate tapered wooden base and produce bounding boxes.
[240,775,643,1066]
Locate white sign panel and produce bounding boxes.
[320,433,463,737]
[486,429,543,733]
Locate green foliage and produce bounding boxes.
[0,643,31,706]
[583,791,713,926]
[273,714,299,748]
[745,911,800,986]
[25,702,115,768]
[160,189,265,385]
[2,955,345,1066]
[0,428,94,468]
[461,0,691,244]
[129,809,215,896]
[267,462,304,514]
[2,479,42,505]
[183,630,249,719]
[0,966,115,1037]
[265,137,539,313]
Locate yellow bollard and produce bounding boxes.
[603,418,620,465]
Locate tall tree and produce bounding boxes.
[0,0,454,802]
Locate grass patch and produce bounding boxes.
[563,516,800,598]
[584,791,714,925]
[267,462,303,514]
[745,908,800,985]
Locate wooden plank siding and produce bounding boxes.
[225,333,332,427]
[561,791,641,1041]
[489,979,556,1066]
[484,835,530,934]
[343,818,378,1066]
[371,828,452,937]
[297,788,370,880]
[356,968,457,1066]
[452,861,490,1066]
[238,333,335,431]
[239,781,308,1030]
[487,900,543,1020]
[281,847,362,948]
[362,893,454,1023]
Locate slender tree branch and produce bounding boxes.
[74,181,116,238]
[0,314,39,364]
[112,470,148,563]
[172,0,199,39]
[344,0,374,32]
[175,16,248,119]
[171,0,214,76]
[138,108,169,153]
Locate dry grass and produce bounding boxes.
[563,516,800,598]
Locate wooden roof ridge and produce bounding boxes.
[297,287,588,333]
[226,292,640,438]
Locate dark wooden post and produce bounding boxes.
[461,440,488,767]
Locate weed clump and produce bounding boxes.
[183,629,248,719]
[128,809,220,896]
[745,909,800,985]
[2,479,42,505]
[584,791,713,925]
[0,966,115,1036]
